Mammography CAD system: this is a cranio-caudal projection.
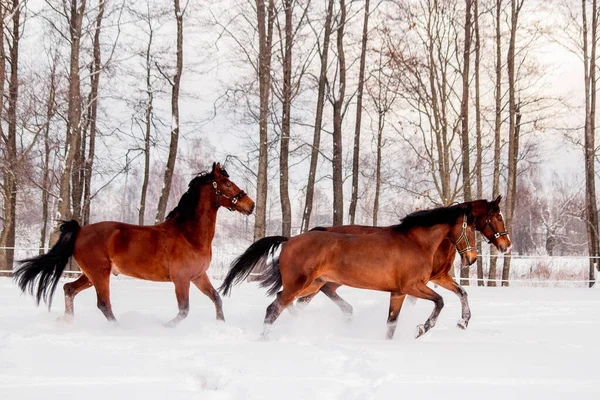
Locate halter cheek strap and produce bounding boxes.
[484,218,509,244]
[453,214,477,255]
[212,181,247,211]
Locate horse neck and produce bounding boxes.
[183,186,219,244]
[407,223,453,255]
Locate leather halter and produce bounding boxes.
[483,217,509,244]
[452,214,477,255]
[212,181,246,211]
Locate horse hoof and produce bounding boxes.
[457,320,468,330]
[415,324,426,338]
[56,315,73,324]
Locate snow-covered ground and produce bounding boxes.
[0,276,598,399]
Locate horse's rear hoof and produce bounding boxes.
[415,324,426,338]
[457,319,468,330]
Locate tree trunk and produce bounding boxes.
[0,0,20,270]
[488,0,502,287]
[582,0,600,287]
[57,0,87,228]
[474,0,484,286]
[40,55,58,254]
[155,0,184,223]
[139,16,154,226]
[253,0,275,240]
[279,0,293,237]
[82,0,105,225]
[332,0,347,226]
[301,0,334,232]
[460,0,473,285]
[349,0,369,225]
[502,0,523,286]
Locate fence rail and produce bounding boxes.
[1,247,598,287]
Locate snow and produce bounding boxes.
[1,277,599,399]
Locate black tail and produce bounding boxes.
[13,220,81,309]
[219,235,288,297]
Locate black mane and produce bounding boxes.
[164,168,228,222]
[391,203,471,233]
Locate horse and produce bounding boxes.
[297,197,512,327]
[14,162,255,326]
[219,203,478,339]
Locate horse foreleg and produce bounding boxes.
[62,274,93,322]
[192,273,224,321]
[405,283,444,339]
[166,279,190,327]
[386,292,407,339]
[431,274,470,329]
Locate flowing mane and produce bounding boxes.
[391,203,471,233]
[165,168,230,222]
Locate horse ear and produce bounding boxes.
[212,162,217,172]
[495,195,502,205]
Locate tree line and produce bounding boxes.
[1,0,598,286]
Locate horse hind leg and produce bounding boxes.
[90,272,117,323]
[320,283,353,319]
[61,274,93,322]
[261,291,295,340]
[432,274,470,329]
[192,273,224,321]
[166,278,190,327]
[404,283,444,339]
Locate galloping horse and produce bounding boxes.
[14,162,254,326]
[297,197,512,328]
[220,203,478,339]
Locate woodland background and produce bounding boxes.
[1,0,599,286]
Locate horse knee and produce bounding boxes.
[434,296,444,310]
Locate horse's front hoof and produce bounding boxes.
[457,319,469,330]
[56,315,74,324]
[415,324,426,338]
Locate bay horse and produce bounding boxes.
[220,203,478,339]
[14,162,254,326]
[297,197,512,328]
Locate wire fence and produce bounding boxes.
[0,246,597,287]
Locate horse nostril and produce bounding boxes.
[250,203,255,214]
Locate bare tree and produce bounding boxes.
[155,0,185,223]
[582,0,600,286]
[56,0,87,228]
[488,0,503,287]
[301,0,335,232]
[278,0,293,237]
[349,0,370,224]
[0,0,20,270]
[81,0,106,225]
[331,0,347,226]
[459,0,473,285]
[368,44,398,226]
[253,0,275,239]
[474,0,484,286]
[39,53,59,253]
[502,0,525,286]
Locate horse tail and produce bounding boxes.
[219,235,288,296]
[13,220,81,309]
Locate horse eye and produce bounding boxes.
[226,182,232,187]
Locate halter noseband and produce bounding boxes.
[483,216,509,244]
[212,181,246,211]
[453,214,477,255]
